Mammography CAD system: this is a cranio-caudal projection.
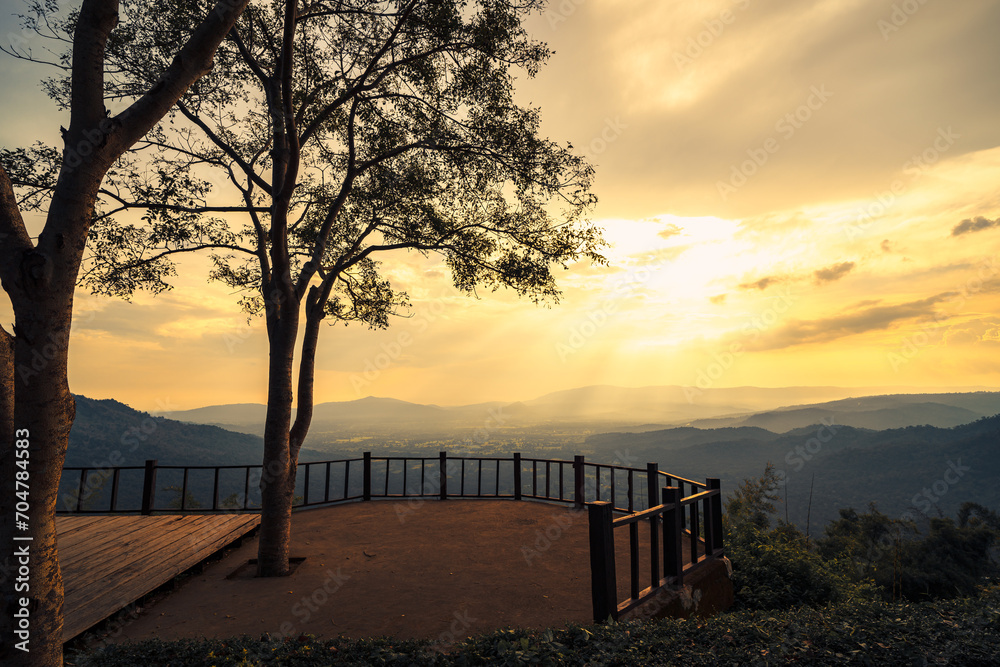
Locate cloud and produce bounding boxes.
[657,223,683,239]
[739,276,783,291]
[951,216,1000,236]
[747,292,958,351]
[880,239,892,253]
[709,294,727,305]
[813,261,855,284]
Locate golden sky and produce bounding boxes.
[3,0,1000,411]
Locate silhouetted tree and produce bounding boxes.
[33,0,604,576]
[818,504,999,601]
[0,1,250,664]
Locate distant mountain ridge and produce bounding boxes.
[686,393,1000,432]
[157,385,1000,433]
[67,395,327,467]
[584,413,1000,531]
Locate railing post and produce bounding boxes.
[439,451,448,500]
[646,462,660,586]
[574,455,585,509]
[362,452,372,501]
[588,501,617,622]
[513,452,522,501]
[645,462,659,511]
[663,486,684,582]
[708,478,724,553]
[75,468,87,513]
[141,459,158,515]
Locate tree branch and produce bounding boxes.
[110,0,254,154]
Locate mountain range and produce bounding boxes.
[156,385,1000,434]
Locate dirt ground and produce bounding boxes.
[100,500,602,646]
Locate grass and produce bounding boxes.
[70,585,1000,666]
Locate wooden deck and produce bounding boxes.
[56,514,260,641]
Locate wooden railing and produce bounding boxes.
[59,452,709,514]
[588,478,724,622]
[58,452,724,621]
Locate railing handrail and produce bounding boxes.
[57,452,711,518]
[587,477,724,623]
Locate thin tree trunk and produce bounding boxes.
[256,310,298,577]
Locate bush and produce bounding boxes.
[724,464,848,610]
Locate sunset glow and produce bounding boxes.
[3,0,1000,411]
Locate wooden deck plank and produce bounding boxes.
[58,516,182,566]
[63,517,240,595]
[57,514,259,641]
[65,518,259,610]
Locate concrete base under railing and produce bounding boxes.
[621,557,735,622]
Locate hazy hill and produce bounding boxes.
[67,395,327,467]
[586,414,1000,531]
[157,384,999,433]
[686,392,1000,432]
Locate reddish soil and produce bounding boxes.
[103,500,600,646]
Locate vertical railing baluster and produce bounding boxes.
[611,468,617,510]
[574,455,585,508]
[324,461,331,503]
[110,468,121,513]
[690,499,700,565]
[514,453,522,500]
[303,463,310,507]
[439,452,448,500]
[627,470,634,513]
[663,486,683,583]
[646,462,660,587]
[76,468,87,513]
[363,452,372,501]
[212,467,220,510]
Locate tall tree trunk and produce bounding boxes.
[256,311,299,577]
[1,234,82,665]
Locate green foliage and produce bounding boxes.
[20,0,605,325]
[818,504,999,601]
[724,463,848,611]
[70,587,1000,666]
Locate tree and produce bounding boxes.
[724,464,846,610]
[44,0,604,576]
[0,1,250,664]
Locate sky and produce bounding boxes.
[3,0,1000,412]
